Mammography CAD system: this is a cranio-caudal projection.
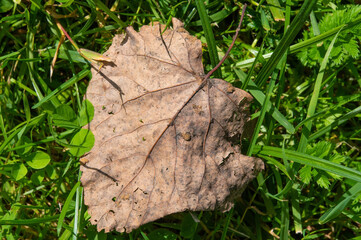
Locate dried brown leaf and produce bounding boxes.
[81,19,263,233]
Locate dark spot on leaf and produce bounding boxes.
[192,104,203,115]
[227,84,235,93]
[181,132,191,141]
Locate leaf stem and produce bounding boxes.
[204,4,247,80]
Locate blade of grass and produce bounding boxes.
[73,24,122,38]
[295,92,361,131]
[280,199,290,239]
[25,8,43,102]
[190,6,238,26]
[91,0,126,28]
[151,0,167,20]
[35,71,62,108]
[260,8,271,31]
[57,181,80,236]
[32,69,90,109]
[262,155,291,179]
[78,187,86,239]
[343,211,361,226]
[246,71,279,221]
[0,113,46,155]
[0,107,7,141]
[290,186,302,233]
[235,69,295,133]
[72,172,82,240]
[73,11,97,37]
[236,14,361,69]
[10,78,37,96]
[26,6,62,108]
[195,0,221,78]
[284,0,291,29]
[308,105,361,142]
[266,0,285,21]
[298,28,343,152]
[254,0,317,87]
[290,14,361,54]
[247,71,277,156]
[0,48,23,61]
[141,230,150,240]
[319,182,361,224]
[241,35,266,89]
[147,0,161,19]
[310,11,320,36]
[11,203,51,209]
[23,92,31,121]
[256,172,276,217]
[267,180,293,200]
[265,52,287,145]
[220,207,234,240]
[0,211,73,225]
[7,129,76,152]
[253,146,361,182]
[59,218,75,240]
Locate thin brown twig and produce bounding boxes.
[203,4,247,80]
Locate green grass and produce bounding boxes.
[1,0,361,239]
